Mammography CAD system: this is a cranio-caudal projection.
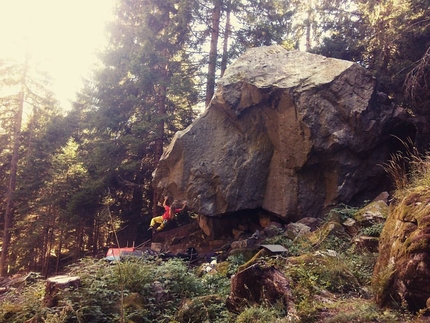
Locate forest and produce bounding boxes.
[0,0,429,278]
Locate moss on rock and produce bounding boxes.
[373,188,430,312]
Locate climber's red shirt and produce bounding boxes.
[161,205,182,220]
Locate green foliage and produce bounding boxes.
[359,223,384,237]
[286,250,368,322]
[150,258,204,299]
[327,204,360,223]
[0,281,46,323]
[267,217,379,322]
[176,295,231,323]
[263,233,314,256]
[66,266,122,322]
[323,299,413,323]
[342,249,378,286]
[236,305,286,323]
[62,257,206,322]
[319,235,351,254]
[372,262,396,307]
[201,272,231,297]
[0,226,419,323]
[232,0,296,53]
[225,254,247,276]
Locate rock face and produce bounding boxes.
[153,45,411,221]
[373,189,430,312]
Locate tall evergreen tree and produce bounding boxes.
[72,0,198,246]
[315,0,429,105]
[0,55,61,276]
[205,0,223,107]
[230,0,297,55]
[0,57,27,276]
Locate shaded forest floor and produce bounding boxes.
[1,207,430,322]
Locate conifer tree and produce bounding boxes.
[0,58,27,276]
[72,0,198,246]
[0,55,61,276]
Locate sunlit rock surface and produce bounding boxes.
[153,45,410,221]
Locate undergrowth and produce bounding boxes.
[0,203,422,323]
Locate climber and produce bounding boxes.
[148,196,187,232]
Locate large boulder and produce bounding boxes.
[153,45,411,221]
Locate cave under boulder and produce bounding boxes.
[153,45,413,230]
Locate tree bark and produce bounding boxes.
[55,230,63,274]
[0,61,27,276]
[205,0,222,107]
[220,0,231,77]
[153,82,167,216]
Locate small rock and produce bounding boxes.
[231,238,257,249]
[342,218,359,236]
[373,191,389,203]
[296,217,319,231]
[285,222,311,240]
[354,236,379,253]
[264,224,283,237]
[354,200,388,226]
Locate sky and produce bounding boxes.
[0,0,115,110]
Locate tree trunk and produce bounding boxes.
[152,39,170,216]
[153,82,167,216]
[0,63,26,276]
[42,227,54,278]
[305,0,313,52]
[55,230,63,274]
[92,216,100,256]
[220,0,231,77]
[205,0,222,107]
[74,220,84,262]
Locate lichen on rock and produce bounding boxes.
[153,45,412,232]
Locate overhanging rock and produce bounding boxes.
[153,45,410,221]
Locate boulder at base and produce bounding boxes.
[153,45,411,222]
[373,189,430,312]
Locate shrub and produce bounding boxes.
[359,222,385,237]
[226,254,246,276]
[201,272,231,296]
[236,305,284,323]
[61,257,206,322]
[0,281,45,323]
[327,204,360,223]
[323,299,413,323]
[175,295,231,323]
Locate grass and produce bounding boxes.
[1,197,428,323]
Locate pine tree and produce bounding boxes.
[205,0,223,107]
[71,0,199,247]
[0,55,61,276]
[0,58,27,276]
[231,0,297,54]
